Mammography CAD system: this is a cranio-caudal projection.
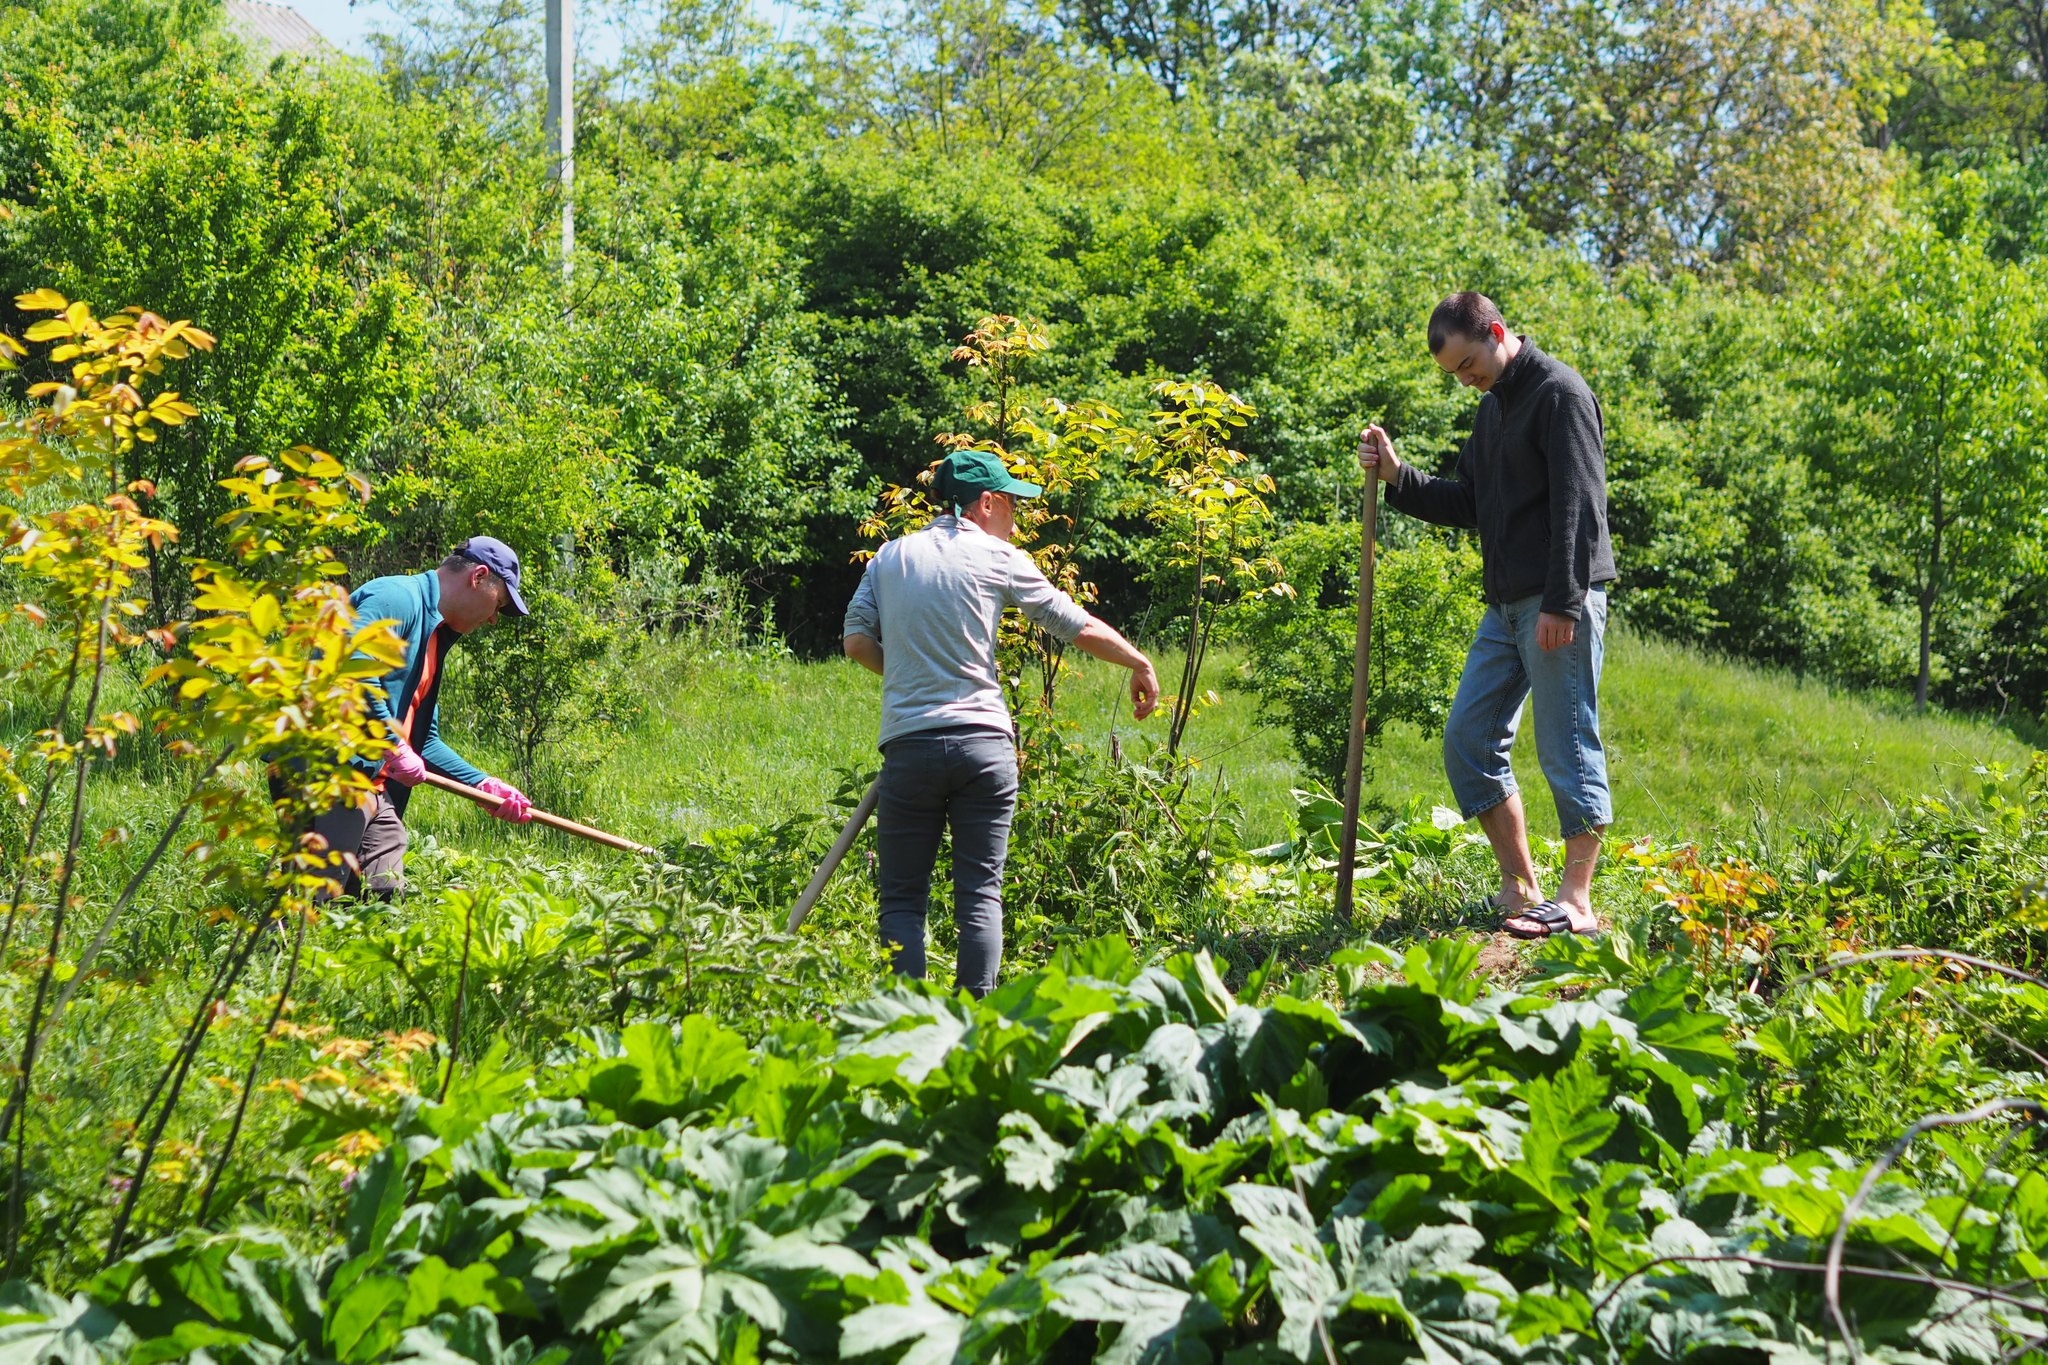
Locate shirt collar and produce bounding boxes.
[1492,336,1539,400]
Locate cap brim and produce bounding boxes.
[504,582,530,617]
[1000,478,1044,499]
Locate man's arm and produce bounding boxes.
[1071,617,1160,720]
[414,707,529,820]
[1358,424,1478,528]
[1003,549,1159,720]
[1540,385,1607,647]
[844,632,884,675]
[843,560,883,675]
[415,704,491,789]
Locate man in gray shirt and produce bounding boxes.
[844,448,1160,995]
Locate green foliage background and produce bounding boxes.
[6,0,2048,734]
[8,1,2048,1354]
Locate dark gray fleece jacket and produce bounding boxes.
[1384,339,1616,619]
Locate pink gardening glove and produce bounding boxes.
[379,737,427,787]
[477,775,533,824]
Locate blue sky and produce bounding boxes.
[282,0,394,53]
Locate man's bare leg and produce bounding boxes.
[1550,828,1604,931]
[1474,794,1543,913]
[1480,798,1600,934]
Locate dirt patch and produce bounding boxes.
[1475,932,1527,982]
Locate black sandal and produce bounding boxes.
[1503,900,1578,940]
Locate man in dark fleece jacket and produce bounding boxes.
[1357,293,1615,939]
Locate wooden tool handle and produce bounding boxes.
[787,777,881,933]
[417,770,659,857]
[1335,472,1380,925]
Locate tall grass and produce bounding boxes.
[5,623,2029,875]
[465,628,2030,853]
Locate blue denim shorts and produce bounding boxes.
[1442,589,1611,837]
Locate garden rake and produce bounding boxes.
[786,776,881,933]
[421,770,660,857]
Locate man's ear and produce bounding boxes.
[469,563,492,591]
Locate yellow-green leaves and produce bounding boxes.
[4,292,214,488]
[2,286,398,918]
[862,313,1138,715]
[151,446,406,895]
[1136,378,1290,753]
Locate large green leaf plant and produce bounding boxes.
[7,938,2039,1362]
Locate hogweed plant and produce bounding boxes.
[0,292,404,1270]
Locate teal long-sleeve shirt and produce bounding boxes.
[349,571,489,815]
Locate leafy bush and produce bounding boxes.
[1238,525,1483,786]
[1004,727,1241,955]
[451,572,647,802]
[322,865,883,1055]
[0,83,426,611]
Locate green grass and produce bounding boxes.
[7,622,2029,871]
[398,627,2038,858]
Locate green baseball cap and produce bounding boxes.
[936,448,1042,506]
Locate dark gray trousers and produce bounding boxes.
[309,792,408,901]
[875,728,1018,997]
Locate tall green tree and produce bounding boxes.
[1404,0,1927,276]
[1889,0,2048,154]
[1057,0,1351,98]
[1,81,425,614]
[1814,176,2048,708]
[806,0,1153,175]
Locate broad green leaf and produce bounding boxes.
[346,1147,411,1260]
[0,1284,129,1365]
[587,1018,752,1125]
[840,1298,962,1365]
[837,990,972,1088]
[401,1257,530,1327]
[995,1111,1068,1193]
[1514,1061,1619,1213]
[1222,1185,1337,1360]
[392,1306,567,1364]
[328,1274,408,1364]
[1047,1246,1220,1365]
[1147,952,1237,1026]
[1504,1284,1591,1343]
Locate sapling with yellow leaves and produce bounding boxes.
[1136,378,1291,756]
[860,314,1138,715]
[0,291,405,1269]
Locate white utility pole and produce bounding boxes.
[545,0,574,284]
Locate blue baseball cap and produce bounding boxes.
[456,536,529,617]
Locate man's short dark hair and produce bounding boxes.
[442,549,485,573]
[1428,292,1505,354]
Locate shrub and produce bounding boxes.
[1237,524,1483,786]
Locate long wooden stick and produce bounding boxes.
[1334,471,1380,925]
[787,777,881,933]
[418,770,658,857]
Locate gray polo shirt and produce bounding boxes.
[844,514,1091,747]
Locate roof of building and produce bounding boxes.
[223,0,333,59]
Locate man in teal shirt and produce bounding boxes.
[313,537,535,899]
